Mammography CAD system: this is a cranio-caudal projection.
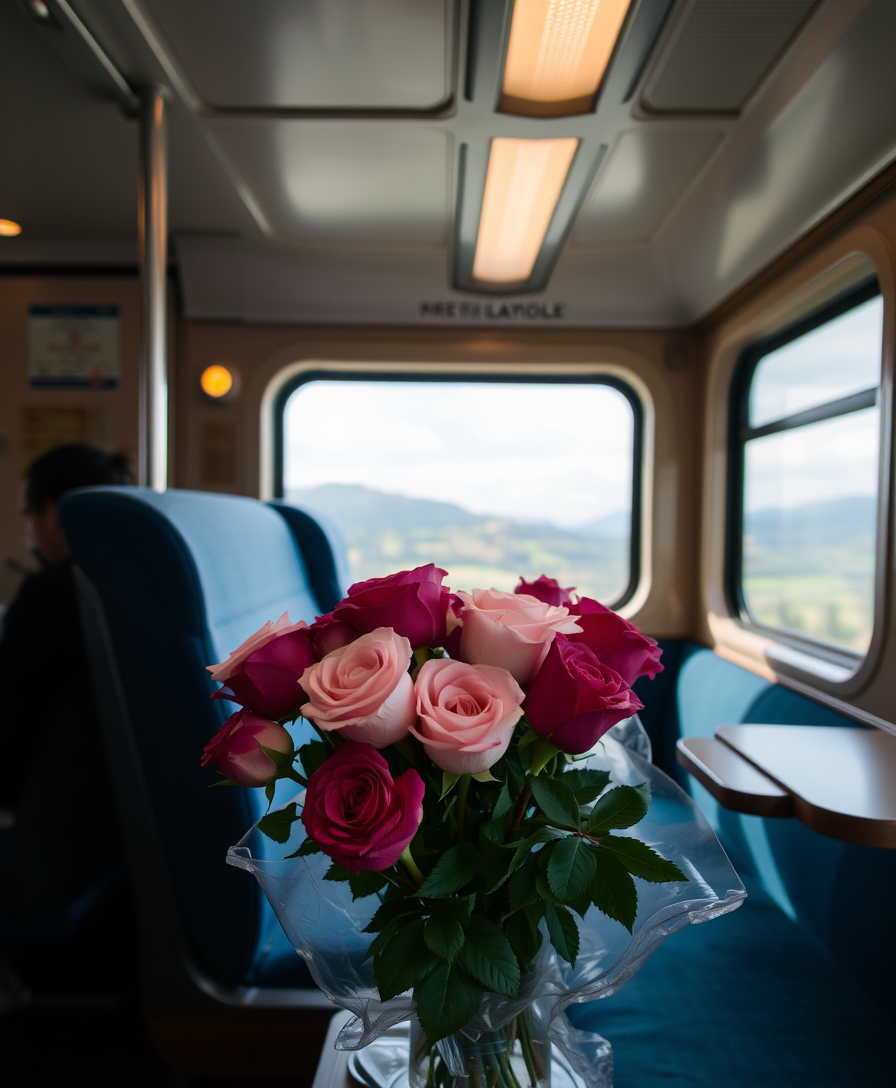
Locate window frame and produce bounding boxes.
[272,367,645,610]
[725,276,883,667]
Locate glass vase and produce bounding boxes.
[408,1005,551,1088]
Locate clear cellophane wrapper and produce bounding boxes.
[227,718,745,1088]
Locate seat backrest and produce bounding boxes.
[60,487,335,996]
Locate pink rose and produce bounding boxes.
[301,741,425,872]
[566,597,663,686]
[456,588,581,686]
[201,708,293,787]
[524,637,644,755]
[307,611,357,657]
[332,565,454,648]
[515,575,575,608]
[207,612,317,720]
[299,628,416,747]
[410,659,525,775]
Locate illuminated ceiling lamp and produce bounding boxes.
[0,219,22,236]
[501,0,634,117]
[472,137,578,284]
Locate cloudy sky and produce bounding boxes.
[284,380,634,528]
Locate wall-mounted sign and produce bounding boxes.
[28,305,121,388]
[419,301,565,321]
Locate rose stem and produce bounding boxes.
[399,845,425,888]
[509,784,532,832]
[285,768,309,787]
[456,774,471,840]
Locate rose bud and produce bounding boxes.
[207,612,318,720]
[332,564,453,649]
[301,741,425,873]
[410,659,524,776]
[307,611,357,658]
[455,587,581,686]
[299,628,416,747]
[201,709,293,787]
[524,637,644,755]
[566,597,663,686]
[515,575,575,608]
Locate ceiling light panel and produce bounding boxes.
[501,0,633,117]
[472,137,579,284]
[140,0,453,111]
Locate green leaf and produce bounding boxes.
[492,782,513,820]
[515,827,569,849]
[528,776,581,830]
[547,837,598,903]
[264,781,276,807]
[324,864,352,882]
[471,767,500,783]
[298,740,329,778]
[363,897,423,934]
[418,843,481,898]
[544,903,580,965]
[257,802,299,845]
[590,848,638,932]
[504,910,543,970]
[424,895,475,924]
[440,772,460,800]
[567,890,593,919]
[459,916,520,998]
[599,837,687,884]
[414,962,484,1043]
[257,742,296,770]
[508,857,541,911]
[479,819,505,845]
[424,916,465,961]
[587,783,651,833]
[535,867,558,905]
[373,921,438,1000]
[348,870,389,899]
[562,768,612,804]
[284,836,321,859]
[363,922,398,961]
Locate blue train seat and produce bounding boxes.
[59,487,345,1075]
[567,641,895,1087]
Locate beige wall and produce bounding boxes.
[0,275,141,602]
[175,323,705,639]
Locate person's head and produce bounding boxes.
[22,444,134,564]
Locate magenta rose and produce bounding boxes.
[515,575,575,608]
[307,611,357,657]
[299,628,416,747]
[456,588,581,686]
[201,709,293,787]
[524,637,644,755]
[566,597,663,686]
[332,565,453,648]
[207,612,318,720]
[410,659,525,775]
[301,741,425,872]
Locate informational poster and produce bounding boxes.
[28,304,121,388]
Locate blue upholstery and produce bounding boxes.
[569,641,895,1084]
[59,488,340,999]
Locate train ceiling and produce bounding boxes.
[1,0,895,327]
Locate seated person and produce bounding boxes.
[0,443,133,921]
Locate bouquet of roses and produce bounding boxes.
[201,564,685,1070]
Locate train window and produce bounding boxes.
[275,373,642,606]
[730,281,884,658]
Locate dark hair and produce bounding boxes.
[24,444,134,512]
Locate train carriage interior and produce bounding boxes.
[1,0,895,1084]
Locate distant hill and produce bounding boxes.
[745,495,876,551]
[285,483,630,600]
